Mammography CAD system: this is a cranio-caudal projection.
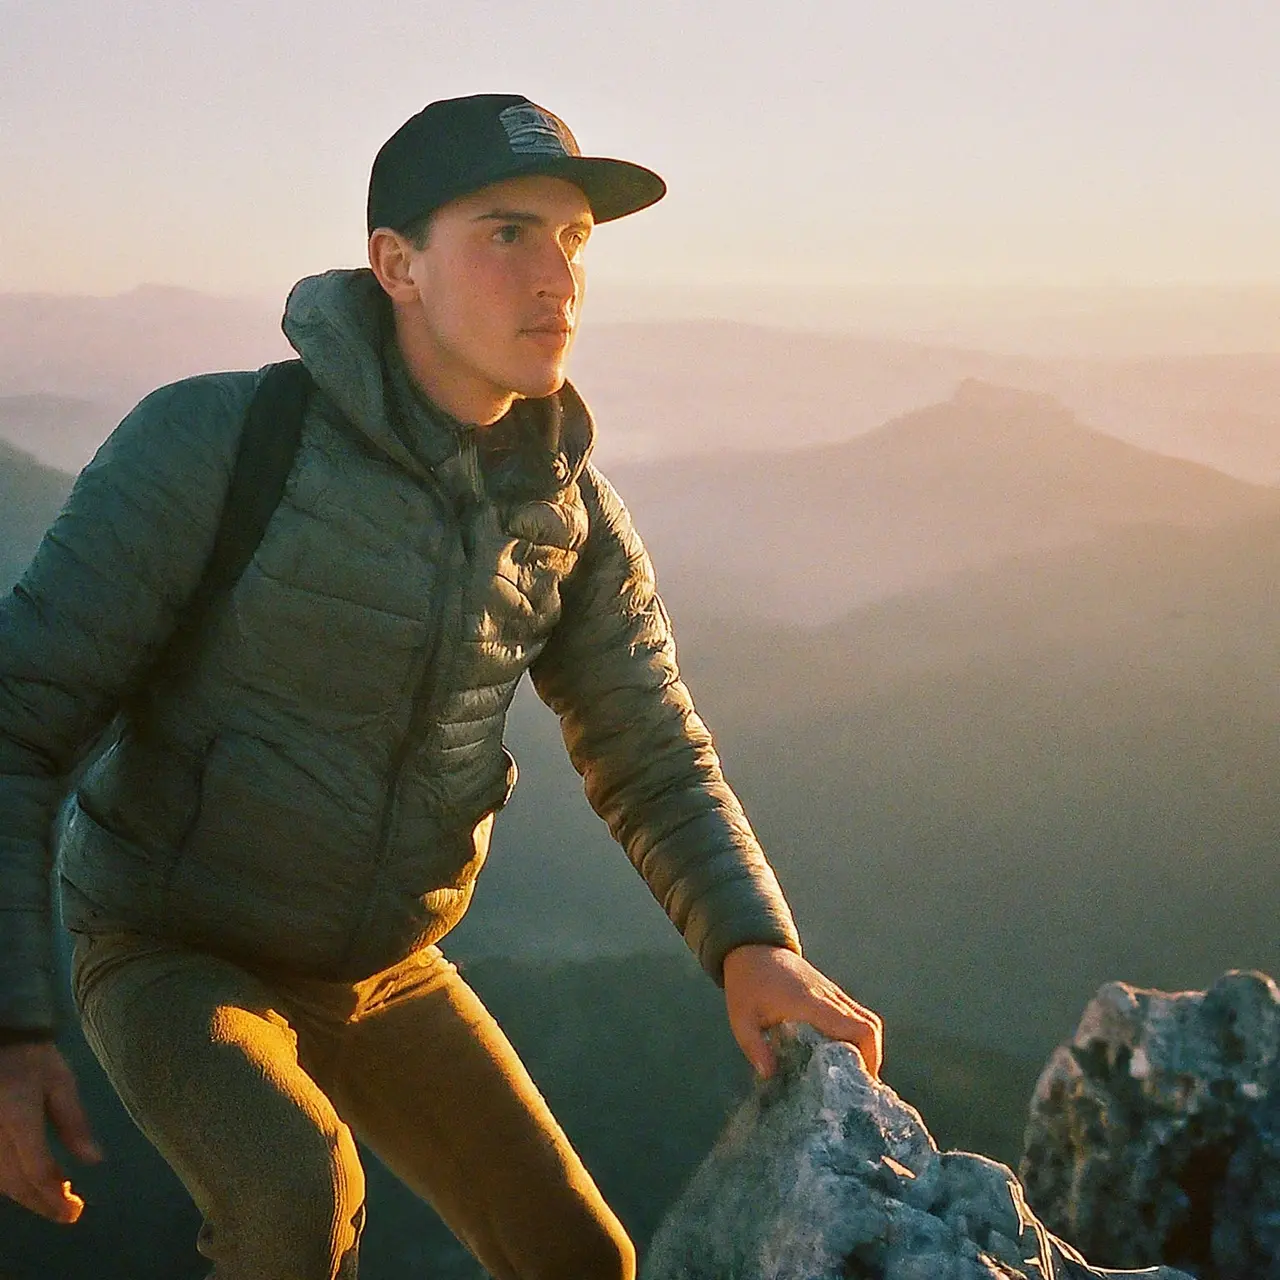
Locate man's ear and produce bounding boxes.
[368,228,420,302]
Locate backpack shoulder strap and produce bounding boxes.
[71,361,310,780]
[203,358,311,602]
[150,358,312,684]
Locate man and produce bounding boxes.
[0,94,882,1278]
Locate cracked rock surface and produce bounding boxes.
[1021,969,1280,1278]
[643,1025,1187,1280]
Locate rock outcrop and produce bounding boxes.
[1021,970,1280,1277]
[643,1025,1188,1280]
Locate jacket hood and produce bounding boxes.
[281,268,595,484]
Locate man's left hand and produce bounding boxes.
[722,944,883,1081]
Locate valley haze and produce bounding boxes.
[2,281,1276,1059]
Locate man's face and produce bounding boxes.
[400,175,592,416]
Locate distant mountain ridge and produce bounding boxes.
[1033,352,1280,486]
[0,285,289,414]
[3,287,1278,481]
[0,394,118,475]
[611,378,1280,623]
[0,439,72,587]
[569,319,1034,463]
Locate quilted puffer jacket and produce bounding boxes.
[0,268,800,1033]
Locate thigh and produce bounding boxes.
[71,932,364,1280]
[326,951,633,1280]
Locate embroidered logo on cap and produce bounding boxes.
[498,103,579,157]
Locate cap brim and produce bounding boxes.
[531,155,667,223]
[457,154,665,224]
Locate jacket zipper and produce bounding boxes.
[344,432,481,965]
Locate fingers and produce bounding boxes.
[0,1123,81,1223]
[768,969,884,1079]
[0,1044,95,1224]
[810,1002,884,1079]
[735,1001,882,1081]
[58,1180,87,1223]
[722,947,885,1081]
[728,1003,778,1079]
[46,1063,103,1166]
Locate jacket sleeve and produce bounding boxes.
[529,464,802,983]
[0,373,253,1033]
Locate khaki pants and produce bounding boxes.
[70,931,634,1280]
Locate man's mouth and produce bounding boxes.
[521,322,574,348]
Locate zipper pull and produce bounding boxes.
[451,431,485,560]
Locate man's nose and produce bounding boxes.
[533,241,579,302]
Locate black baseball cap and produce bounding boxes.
[367,94,667,236]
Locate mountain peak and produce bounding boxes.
[951,377,1068,419]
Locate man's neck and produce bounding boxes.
[391,307,513,427]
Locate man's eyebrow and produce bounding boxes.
[472,209,594,231]
[474,209,543,224]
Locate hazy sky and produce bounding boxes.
[3,1,1279,299]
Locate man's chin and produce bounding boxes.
[514,368,568,400]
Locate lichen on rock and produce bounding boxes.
[643,1024,1186,1280]
[1020,969,1280,1278]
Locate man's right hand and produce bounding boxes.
[0,1041,102,1223]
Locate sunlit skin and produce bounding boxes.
[0,1040,100,1224]
[0,173,883,1228]
[368,174,592,426]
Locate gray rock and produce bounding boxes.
[1020,969,1280,1278]
[643,1024,1187,1280]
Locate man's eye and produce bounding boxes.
[563,231,588,257]
[494,224,523,244]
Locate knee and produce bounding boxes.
[590,1226,636,1280]
[208,1123,366,1280]
[271,1125,366,1278]
[545,1218,636,1280]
